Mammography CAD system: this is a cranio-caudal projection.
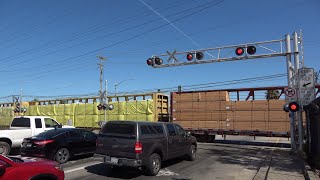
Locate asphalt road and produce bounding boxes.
[63,136,292,180]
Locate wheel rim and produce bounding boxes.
[191,146,196,158]
[152,157,160,173]
[0,146,5,154]
[57,149,68,162]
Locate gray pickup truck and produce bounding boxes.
[94,121,197,176]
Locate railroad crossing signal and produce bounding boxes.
[288,102,300,112]
[186,52,204,61]
[235,46,256,56]
[146,57,163,66]
[167,50,179,63]
[97,104,114,110]
[235,47,244,56]
[146,38,285,68]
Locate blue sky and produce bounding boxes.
[0,0,319,102]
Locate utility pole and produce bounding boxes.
[20,89,23,115]
[105,80,107,121]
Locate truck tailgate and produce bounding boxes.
[96,134,137,159]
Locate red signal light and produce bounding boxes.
[186,53,193,61]
[235,47,244,56]
[288,102,299,112]
[154,57,163,65]
[147,58,153,66]
[97,104,103,110]
[195,52,204,60]
[247,46,256,55]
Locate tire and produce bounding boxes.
[54,148,70,164]
[0,142,10,155]
[186,145,196,161]
[145,153,161,176]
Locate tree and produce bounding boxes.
[265,90,280,100]
[32,98,39,102]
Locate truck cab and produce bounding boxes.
[0,116,73,155]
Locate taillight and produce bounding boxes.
[135,141,142,154]
[34,140,54,146]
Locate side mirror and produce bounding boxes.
[0,161,6,176]
[186,132,191,137]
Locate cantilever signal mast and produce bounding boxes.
[146,32,306,153]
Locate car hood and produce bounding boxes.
[20,156,49,162]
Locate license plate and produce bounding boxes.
[26,143,32,147]
[105,156,118,164]
[111,157,118,164]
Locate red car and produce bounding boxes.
[0,155,64,180]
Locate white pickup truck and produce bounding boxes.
[0,116,74,155]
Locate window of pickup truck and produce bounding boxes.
[101,123,135,136]
[35,118,42,128]
[174,124,186,136]
[44,118,59,128]
[11,117,30,128]
[166,124,176,136]
[141,125,164,135]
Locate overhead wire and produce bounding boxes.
[0,0,224,74]
[115,73,287,94]
[0,0,185,64]
[1,0,222,69]
[0,73,287,102]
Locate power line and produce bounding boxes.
[0,73,286,102]
[0,0,185,64]
[115,73,286,94]
[0,0,224,73]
